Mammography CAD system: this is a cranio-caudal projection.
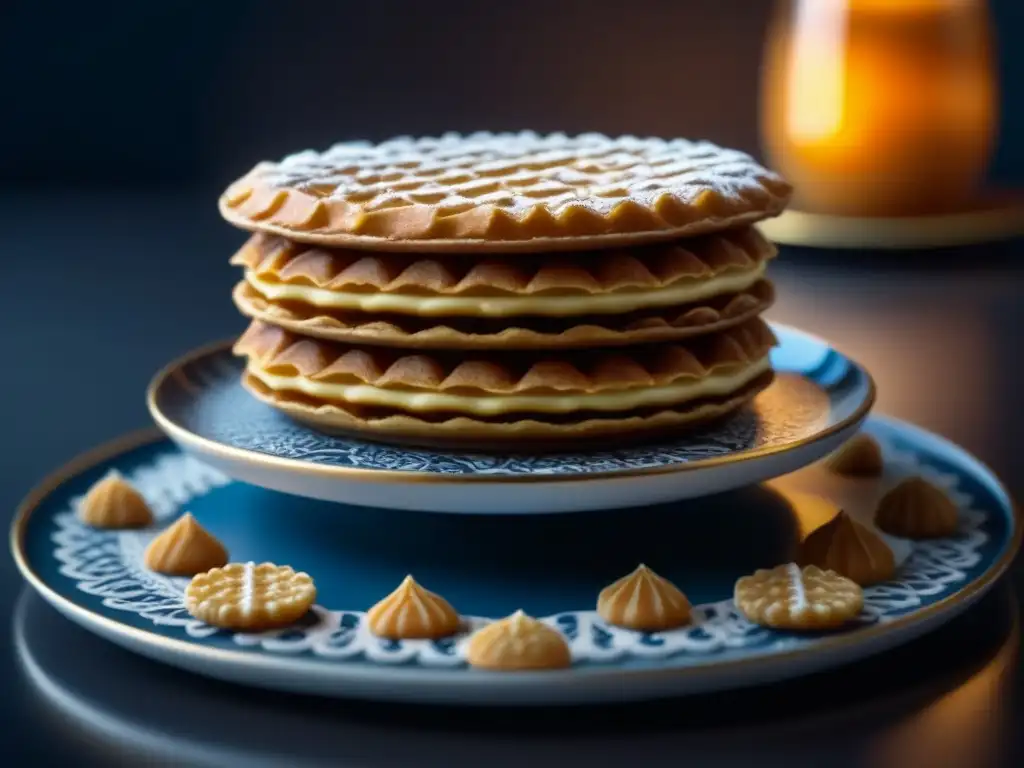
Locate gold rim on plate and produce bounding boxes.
[144,324,877,484]
[9,425,1021,690]
[757,196,1024,251]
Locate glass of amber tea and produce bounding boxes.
[761,0,999,217]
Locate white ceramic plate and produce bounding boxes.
[146,324,875,514]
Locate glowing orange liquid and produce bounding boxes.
[761,0,998,216]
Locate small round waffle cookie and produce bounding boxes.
[219,131,792,252]
[734,563,863,630]
[185,562,316,631]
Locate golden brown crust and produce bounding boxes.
[825,433,884,477]
[365,576,462,640]
[232,318,777,396]
[143,513,230,576]
[230,227,775,295]
[77,471,154,529]
[874,477,959,539]
[596,564,692,631]
[465,610,572,670]
[232,279,775,350]
[238,369,773,451]
[798,510,896,586]
[734,564,864,630]
[219,132,791,251]
[184,562,316,630]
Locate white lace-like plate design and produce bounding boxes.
[52,441,988,667]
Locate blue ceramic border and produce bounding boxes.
[19,418,1015,676]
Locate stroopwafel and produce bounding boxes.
[232,278,775,350]
[229,226,775,318]
[220,132,792,252]
[232,318,777,449]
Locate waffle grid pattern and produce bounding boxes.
[233,318,776,395]
[221,132,791,250]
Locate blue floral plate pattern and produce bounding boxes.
[12,416,1018,704]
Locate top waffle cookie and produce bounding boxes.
[219,132,792,253]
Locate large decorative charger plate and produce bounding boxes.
[147,323,875,513]
[12,417,1019,705]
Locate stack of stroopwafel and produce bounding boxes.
[220,132,792,450]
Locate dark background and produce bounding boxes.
[5,0,1024,191]
[3,1,1024,764]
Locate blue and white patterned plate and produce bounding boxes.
[147,323,875,513]
[12,416,1018,705]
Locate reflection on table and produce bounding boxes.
[14,582,1017,768]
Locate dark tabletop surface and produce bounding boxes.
[3,192,1023,767]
